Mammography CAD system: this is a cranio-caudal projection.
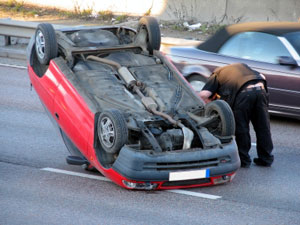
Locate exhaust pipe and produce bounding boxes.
[87,55,194,149]
[87,55,136,88]
[134,86,194,149]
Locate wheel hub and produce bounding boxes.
[35,30,45,59]
[100,116,115,148]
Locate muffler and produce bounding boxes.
[87,55,194,149]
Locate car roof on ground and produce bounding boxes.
[198,21,300,53]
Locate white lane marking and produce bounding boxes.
[41,167,222,200]
[167,189,221,200]
[41,167,110,182]
[251,143,257,147]
[0,63,27,69]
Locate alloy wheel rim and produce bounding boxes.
[35,30,45,59]
[100,116,115,148]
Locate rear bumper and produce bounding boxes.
[112,140,240,183]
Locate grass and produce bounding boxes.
[0,0,129,23]
[161,21,224,35]
[0,0,62,18]
[0,0,95,19]
[5,0,25,13]
[64,8,93,19]
[115,14,128,23]
[0,0,223,36]
[203,23,226,34]
[171,23,188,31]
[6,0,23,8]
[98,10,114,21]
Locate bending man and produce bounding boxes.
[199,63,274,168]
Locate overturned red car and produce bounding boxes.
[27,17,240,190]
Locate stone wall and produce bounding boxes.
[161,0,300,24]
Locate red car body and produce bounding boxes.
[27,19,239,190]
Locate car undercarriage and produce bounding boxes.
[27,17,240,189]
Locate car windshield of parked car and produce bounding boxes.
[284,31,300,56]
[218,31,292,64]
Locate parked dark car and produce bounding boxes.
[165,22,300,119]
[27,17,240,190]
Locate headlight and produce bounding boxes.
[212,175,231,185]
[122,180,158,190]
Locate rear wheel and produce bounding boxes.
[137,16,161,54]
[205,100,235,137]
[35,23,58,65]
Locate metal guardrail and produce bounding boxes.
[0,18,201,47]
[0,18,68,45]
[0,19,40,39]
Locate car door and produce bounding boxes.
[218,31,300,117]
[28,60,63,115]
[53,65,94,157]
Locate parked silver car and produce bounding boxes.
[166,22,300,119]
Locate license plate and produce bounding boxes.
[169,169,210,181]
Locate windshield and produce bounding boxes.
[284,31,300,56]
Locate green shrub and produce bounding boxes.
[98,10,113,20]
[115,14,128,23]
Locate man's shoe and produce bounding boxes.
[241,163,251,168]
[253,158,271,167]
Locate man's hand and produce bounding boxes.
[199,90,213,104]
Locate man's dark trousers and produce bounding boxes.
[233,88,274,166]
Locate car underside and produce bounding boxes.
[27,17,240,190]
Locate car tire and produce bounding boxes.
[35,23,58,65]
[137,16,161,54]
[205,100,235,136]
[98,109,128,154]
[187,74,207,92]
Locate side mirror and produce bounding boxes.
[278,56,298,67]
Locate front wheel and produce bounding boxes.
[97,109,128,154]
[205,100,235,137]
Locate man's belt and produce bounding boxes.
[241,82,264,92]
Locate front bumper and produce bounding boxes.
[112,140,240,186]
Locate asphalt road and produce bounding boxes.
[1,65,300,225]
